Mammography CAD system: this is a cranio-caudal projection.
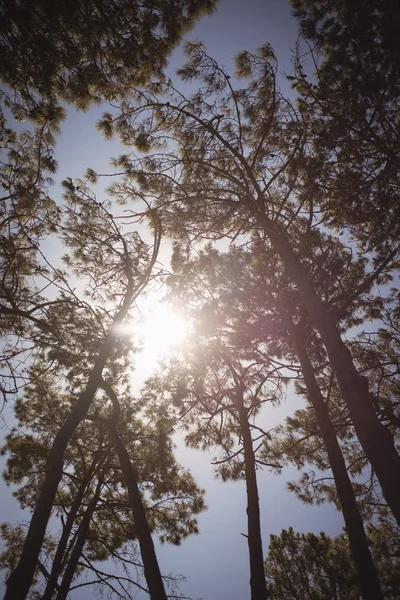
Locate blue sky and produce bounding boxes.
[0,2,346,599]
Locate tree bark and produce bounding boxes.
[267,225,400,524]
[235,388,268,600]
[286,315,384,600]
[55,478,103,600]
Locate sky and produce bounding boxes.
[0,2,346,599]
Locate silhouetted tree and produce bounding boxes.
[95,42,400,525]
[2,184,163,600]
[0,0,217,109]
[163,243,384,599]
[1,359,204,599]
[290,0,400,253]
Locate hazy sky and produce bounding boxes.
[0,2,346,599]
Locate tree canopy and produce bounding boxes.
[1,1,400,600]
[0,0,217,108]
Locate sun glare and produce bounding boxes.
[138,304,190,358]
[125,302,191,382]
[115,301,192,383]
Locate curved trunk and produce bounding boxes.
[268,226,400,524]
[287,316,384,600]
[235,389,268,600]
[55,479,103,600]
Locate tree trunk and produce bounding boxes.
[41,453,100,600]
[3,333,116,600]
[111,428,168,600]
[103,379,168,600]
[235,389,268,600]
[267,225,400,524]
[55,479,103,600]
[286,315,384,600]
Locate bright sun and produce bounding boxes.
[116,301,191,383]
[128,303,191,381]
[138,304,190,358]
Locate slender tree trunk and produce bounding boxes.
[111,429,168,600]
[55,479,103,600]
[103,379,168,600]
[41,454,100,600]
[235,389,268,600]
[3,333,116,600]
[286,316,384,600]
[267,226,400,524]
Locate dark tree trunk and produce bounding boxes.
[3,333,116,600]
[41,453,100,600]
[268,226,400,524]
[103,379,168,600]
[235,388,268,600]
[55,479,103,600]
[111,429,168,600]
[286,316,384,600]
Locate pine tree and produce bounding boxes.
[1,359,204,599]
[145,334,279,600]
[265,528,360,600]
[166,242,386,599]
[265,522,400,600]
[0,0,217,109]
[2,183,165,600]
[96,41,400,525]
[289,0,400,253]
